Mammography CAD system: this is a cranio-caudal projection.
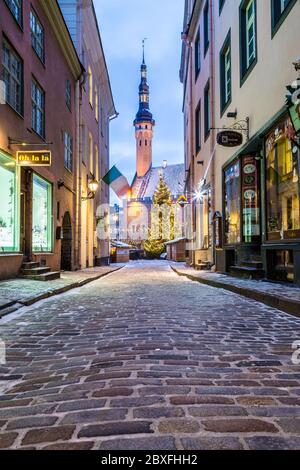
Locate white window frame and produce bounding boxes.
[245,0,256,69]
[64,132,73,172]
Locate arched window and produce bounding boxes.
[139,140,142,146]
[145,140,148,146]
[88,66,93,107]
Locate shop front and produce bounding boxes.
[262,116,300,284]
[220,153,262,277]
[194,185,213,268]
[0,149,54,279]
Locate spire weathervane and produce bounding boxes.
[142,38,147,64]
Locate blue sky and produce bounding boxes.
[94,0,185,187]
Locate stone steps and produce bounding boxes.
[229,265,265,280]
[21,267,52,276]
[19,261,61,281]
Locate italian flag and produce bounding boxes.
[102,165,130,198]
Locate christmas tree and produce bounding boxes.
[144,174,173,258]
[153,174,172,207]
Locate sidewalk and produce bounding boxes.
[170,262,300,318]
[0,265,124,318]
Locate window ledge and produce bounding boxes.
[0,253,22,257]
[240,57,258,87]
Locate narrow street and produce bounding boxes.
[0,261,300,450]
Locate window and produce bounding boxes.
[89,133,93,173]
[88,66,93,107]
[195,29,201,80]
[64,132,73,172]
[2,39,23,115]
[95,145,99,181]
[95,87,99,121]
[204,80,210,138]
[66,80,71,110]
[203,1,209,56]
[224,161,241,244]
[0,152,19,252]
[32,174,52,252]
[31,79,45,137]
[140,94,149,103]
[219,0,226,13]
[4,0,22,26]
[30,9,44,62]
[271,0,297,35]
[266,122,300,241]
[240,0,257,83]
[195,101,201,153]
[145,140,148,146]
[220,31,231,114]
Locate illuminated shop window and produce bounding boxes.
[224,161,241,244]
[266,126,300,240]
[0,152,19,252]
[32,174,52,252]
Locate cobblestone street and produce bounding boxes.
[0,261,300,450]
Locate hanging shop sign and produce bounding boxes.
[177,194,189,208]
[288,103,300,134]
[265,118,296,155]
[242,155,260,240]
[16,150,52,167]
[217,130,243,148]
[286,80,300,134]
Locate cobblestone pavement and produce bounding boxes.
[0,266,123,314]
[0,260,300,450]
[172,262,300,302]
[171,263,300,317]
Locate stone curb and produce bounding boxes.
[171,266,300,319]
[0,266,124,319]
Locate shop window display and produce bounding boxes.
[224,161,241,244]
[0,152,19,252]
[266,120,300,240]
[32,174,52,252]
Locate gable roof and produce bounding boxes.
[131,164,185,200]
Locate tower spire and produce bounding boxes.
[134,43,155,178]
[142,38,146,65]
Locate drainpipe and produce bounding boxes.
[209,0,216,266]
[184,39,195,268]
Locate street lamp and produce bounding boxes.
[82,176,99,200]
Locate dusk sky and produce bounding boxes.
[94,0,185,189]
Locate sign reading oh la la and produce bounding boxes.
[17,150,52,167]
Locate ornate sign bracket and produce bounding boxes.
[211,117,250,142]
